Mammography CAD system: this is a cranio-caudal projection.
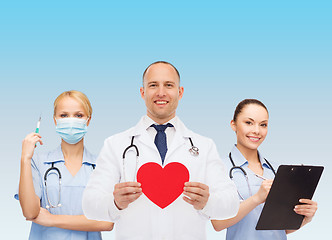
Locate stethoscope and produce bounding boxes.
[122,136,199,181]
[228,152,275,200]
[43,162,95,209]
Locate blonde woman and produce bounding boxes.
[16,90,113,240]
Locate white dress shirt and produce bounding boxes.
[143,115,176,152]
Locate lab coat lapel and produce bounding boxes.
[137,132,156,151]
[166,131,185,160]
[165,118,191,161]
[131,117,157,152]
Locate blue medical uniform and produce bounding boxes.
[15,145,102,240]
[223,145,287,240]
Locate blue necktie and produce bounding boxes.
[151,123,173,164]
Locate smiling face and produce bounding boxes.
[231,104,269,153]
[140,63,184,124]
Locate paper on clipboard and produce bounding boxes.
[256,165,324,230]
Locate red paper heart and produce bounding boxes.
[137,162,190,209]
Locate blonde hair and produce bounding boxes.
[53,90,92,117]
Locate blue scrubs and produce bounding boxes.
[15,145,102,240]
[223,145,287,240]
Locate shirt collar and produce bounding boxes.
[230,144,272,170]
[43,145,64,164]
[82,148,96,166]
[230,145,248,167]
[142,115,178,131]
[43,145,96,166]
[259,152,274,171]
[131,115,192,138]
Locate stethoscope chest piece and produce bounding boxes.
[188,137,199,156]
[189,146,199,156]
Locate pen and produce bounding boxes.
[255,174,267,180]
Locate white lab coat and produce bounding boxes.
[83,116,239,240]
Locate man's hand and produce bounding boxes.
[183,182,209,210]
[113,182,142,210]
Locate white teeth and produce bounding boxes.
[249,137,259,141]
[156,101,167,104]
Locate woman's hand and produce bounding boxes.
[294,199,318,224]
[286,199,318,234]
[31,208,54,227]
[21,133,43,161]
[252,179,273,204]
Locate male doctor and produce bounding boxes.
[82,61,239,240]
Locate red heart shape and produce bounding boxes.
[137,162,190,209]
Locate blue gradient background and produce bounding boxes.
[1,1,331,239]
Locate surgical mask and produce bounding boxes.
[55,118,88,144]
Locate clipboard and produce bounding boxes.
[256,165,324,230]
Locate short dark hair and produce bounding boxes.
[142,61,180,85]
[233,99,268,122]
